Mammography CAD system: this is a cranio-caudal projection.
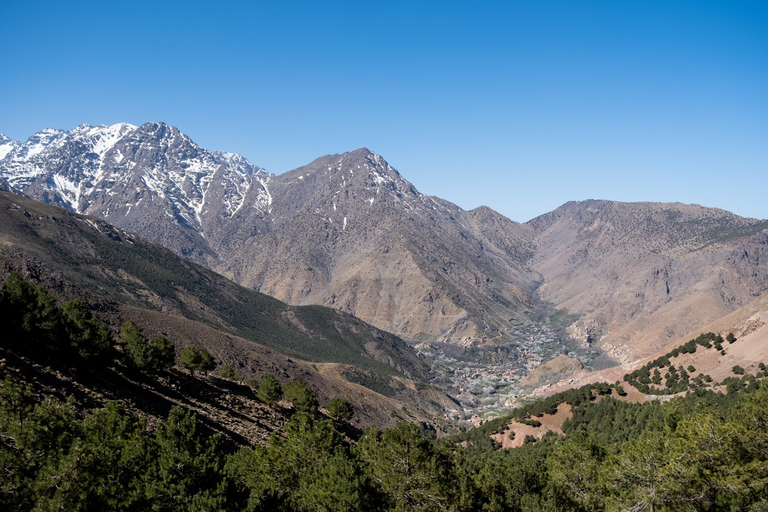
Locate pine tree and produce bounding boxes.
[326,398,354,422]
[180,346,203,374]
[257,374,283,404]
[60,299,114,361]
[283,380,319,415]
[218,364,242,382]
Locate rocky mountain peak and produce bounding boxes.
[0,122,270,264]
[0,134,19,161]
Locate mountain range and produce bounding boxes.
[3,122,768,368]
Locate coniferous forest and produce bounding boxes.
[1,275,767,511]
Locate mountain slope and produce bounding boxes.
[209,149,540,344]
[529,200,768,361]
[0,122,270,263]
[0,191,440,413]
[1,127,541,346]
[4,123,768,372]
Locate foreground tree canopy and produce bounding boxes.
[2,373,767,511]
[2,274,768,510]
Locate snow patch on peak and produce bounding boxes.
[24,128,67,157]
[370,170,392,187]
[0,138,19,160]
[212,151,267,177]
[85,123,137,157]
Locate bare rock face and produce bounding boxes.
[529,200,768,361]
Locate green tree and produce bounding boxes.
[151,335,175,370]
[257,374,283,404]
[726,332,737,344]
[145,406,227,511]
[218,364,242,382]
[356,422,468,511]
[118,321,173,376]
[180,346,215,375]
[470,447,546,511]
[603,428,696,511]
[199,349,215,375]
[0,377,79,510]
[283,380,319,415]
[326,397,354,422]
[226,412,376,511]
[33,401,152,511]
[60,300,114,361]
[548,431,605,511]
[180,346,203,374]
[0,273,61,346]
[118,321,152,371]
[674,380,768,509]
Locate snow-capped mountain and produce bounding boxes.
[0,122,271,261]
[0,124,539,344]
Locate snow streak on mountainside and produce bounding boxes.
[0,122,270,262]
[207,148,540,345]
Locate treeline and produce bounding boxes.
[453,382,622,452]
[624,331,762,395]
[0,273,181,376]
[0,274,355,419]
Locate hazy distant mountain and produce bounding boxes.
[3,123,768,365]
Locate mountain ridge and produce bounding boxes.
[3,123,768,369]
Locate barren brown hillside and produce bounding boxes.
[524,292,768,399]
[529,200,768,362]
[210,149,541,345]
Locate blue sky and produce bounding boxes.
[2,1,766,222]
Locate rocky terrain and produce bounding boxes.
[530,200,768,362]
[0,125,540,349]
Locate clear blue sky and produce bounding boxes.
[2,1,766,222]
